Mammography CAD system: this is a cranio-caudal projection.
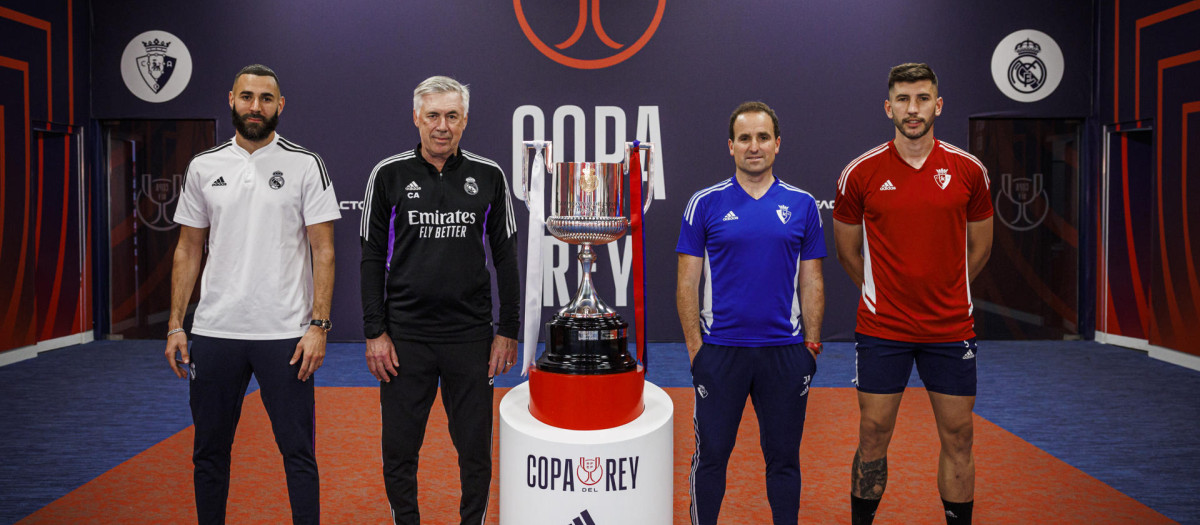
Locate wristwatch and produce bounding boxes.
[310,319,332,332]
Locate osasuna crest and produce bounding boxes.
[136,38,176,94]
[121,30,193,103]
[464,176,479,195]
[776,204,791,224]
[933,168,952,190]
[136,173,183,231]
[991,29,1064,103]
[269,170,285,189]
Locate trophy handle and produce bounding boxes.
[522,141,552,212]
[625,141,655,214]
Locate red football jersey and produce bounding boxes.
[833,140,993,342]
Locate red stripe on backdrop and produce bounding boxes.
[1120,134,1150,337]
[589,0,623,49]
[1182,101,1200,327]
[0,57,31,342]
[0,105,5,260]
[1106,281,1123,334]
[34,137,42,262]
[555,0,587,49]
[21,388,1173,524]
[1134,0,1200,121]
[513,0,665,70]
[1153,51,1200,338]
[0,7,51,122]
[12,136,32,343]
[41,136,71,340]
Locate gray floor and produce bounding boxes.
[0,339,1198,523]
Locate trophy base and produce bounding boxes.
[539,316,637,375]
[528,366,645,430]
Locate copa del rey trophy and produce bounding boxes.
[520,140,654,430]
[500,140,671,523]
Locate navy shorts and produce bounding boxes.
[853,333,978,396]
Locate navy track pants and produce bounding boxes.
[689,342,816,525]
[189,334,318,525]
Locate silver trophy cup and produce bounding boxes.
[523,141,654,373]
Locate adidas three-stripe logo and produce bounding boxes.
[405,181,421,191]
[211,176,227,187]
[722,211,738,221]
[879,180,896,191]
[568,509,596,525]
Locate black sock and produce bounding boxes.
[942,499,973,525]
[851,495,881,525]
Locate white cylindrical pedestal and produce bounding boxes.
[499,381,674,524]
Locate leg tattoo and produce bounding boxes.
[852,449,888,499]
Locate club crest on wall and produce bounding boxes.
[120,30,193,103]
[991,29,1064,103]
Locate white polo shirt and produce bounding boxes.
[174,134,341,340]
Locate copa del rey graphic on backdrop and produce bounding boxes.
[512,104,668,309]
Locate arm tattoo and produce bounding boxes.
[852,449,888,499]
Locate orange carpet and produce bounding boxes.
[20,387,1171,524]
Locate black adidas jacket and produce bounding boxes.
[360,145,519,342]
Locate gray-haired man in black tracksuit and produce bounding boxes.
[359,75,519,525]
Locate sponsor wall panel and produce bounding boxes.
[90,0,1094,341]
[0,9,40,352]
[0,0,89,353]
[0,77,37,352]
[33,131,86,342]
[1097,0,1200,356]
[1147,60,1200,354]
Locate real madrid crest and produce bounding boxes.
[269,170,285,189]
[1007,39,1046,94]
[933,168,952,190]
[991,29,1064,103]
[464,176,479,195]
[581,164,598,192]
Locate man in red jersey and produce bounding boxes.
[833,63,993,525]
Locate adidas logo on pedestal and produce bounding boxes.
[405,181,421,191]
[722,211,739,221]
[879,180,897,191]
[568,509,596,525]
[211,176,227,187]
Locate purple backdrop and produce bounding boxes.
[87,1,1094,342]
